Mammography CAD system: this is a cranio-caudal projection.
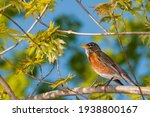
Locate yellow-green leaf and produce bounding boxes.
[50,74,74,89]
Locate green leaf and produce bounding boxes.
[100,16,111,23]
[140,35,150,47]
[91,2,112,16]
[143,77,150,86]
[0,23,21,43]
[9,0,24,13]
[21,0,56,19]
[50,74,74,89]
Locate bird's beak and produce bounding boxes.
[81,44,89,49]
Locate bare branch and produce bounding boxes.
[37,19,150,36]
[0,75,18,100]
[27,4,48,33]
[29,64,55,97]
[76,0,107,33]
[27,86,150,100]
[43,63,55,79]
[56,60,62,78]
[57,30,150,36]
[0,41,20,56]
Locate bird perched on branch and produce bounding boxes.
[81,42,136,86]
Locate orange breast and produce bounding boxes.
[88,52,113,75]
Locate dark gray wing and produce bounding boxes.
[96,51,135,85]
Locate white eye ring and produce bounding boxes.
[90,44,93,47]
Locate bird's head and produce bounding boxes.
[81,42,101,55]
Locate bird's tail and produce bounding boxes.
[121,73,137,86]
[121,73,145,100]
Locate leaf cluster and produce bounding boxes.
[0,23,20,46]
[92,0,145,23]
[7,0,56,19]
[17,22,65,74]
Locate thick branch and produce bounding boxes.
[0,75,18,100]
[27,86,150,100]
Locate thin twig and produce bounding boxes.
[1,12,40,47]
[39,65,43,78]
[29,64,55,96]
[56,60,62,78]
[142,3,149,22]
[76,0,108,33]
[0,4,49,55]
[37,19,150,36]
[113,15,145,100]
[26,72,53,85]
[0,41,20,56]
[27,86,150,100]
[0,4,12,11]
[0,75,18,100]
[1,56,52,85]
[27,4,48,33]
[42,63,55,79]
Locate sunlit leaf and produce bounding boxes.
[50,74,74,89]
[91,2,112,16]
[140,35,150,47]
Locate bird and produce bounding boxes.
[81,42,136,86]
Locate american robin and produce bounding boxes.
[81,42,136,86]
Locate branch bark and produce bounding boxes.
[57,30,150,36]
[0,75,18,100]
[27,86,150,100]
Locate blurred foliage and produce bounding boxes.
[55,15,82,43]
[5,0,56,19]
[0,23,20,45]
[0,0,150,100]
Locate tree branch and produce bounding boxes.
[37,19,150,36]
[27,86,150,100]
[0,75,18,100]
[1,12,40,47]
[76,0,107,33]
[57,30,150,36]
[0,4,49,56]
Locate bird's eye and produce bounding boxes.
[90,43,94,46]
[88,43,95,47]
